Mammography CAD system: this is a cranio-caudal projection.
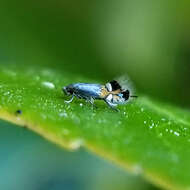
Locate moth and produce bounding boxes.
[62,78,137,111]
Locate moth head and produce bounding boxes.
[105,90,129,105]
[62,85,74,95]
[106,89,137,105]
[121,89,130,101]
[113,90,130,104]
[120,89,138,101]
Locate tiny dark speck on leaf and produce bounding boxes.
[15,109,22,115]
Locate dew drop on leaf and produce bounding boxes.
[42,81,55,89]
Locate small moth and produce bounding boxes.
[62,77,137,111]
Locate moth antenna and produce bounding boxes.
[130,95,138,98]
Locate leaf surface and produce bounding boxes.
[0,64,190,190]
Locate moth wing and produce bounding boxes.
[105,80,122,92]
[114,75,137,104]
[115,75,135,93]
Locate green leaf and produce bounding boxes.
[0,64,190,190]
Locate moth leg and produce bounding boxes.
[87,97,97,108]
[65,95,74,103]
[104,100,119,112]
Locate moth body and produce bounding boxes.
[64,83,103,100]
[62,79,137,111]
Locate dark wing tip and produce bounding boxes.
[121,89,130,100]
[109,80,122,91]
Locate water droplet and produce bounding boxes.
[59,112,68,118]
[16,117,21,121]
[80,103,83,107]
[42,81,55,89]
[69,139,84,150]
[174,131,180,136]
[4,91,10,96]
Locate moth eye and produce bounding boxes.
[122,90,130,100]
[110,80,122,91]
[105,83,112,92]
[106,94,113,102]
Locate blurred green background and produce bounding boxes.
[0,0,189,189]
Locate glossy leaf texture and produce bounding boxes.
[0,64,190,190]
